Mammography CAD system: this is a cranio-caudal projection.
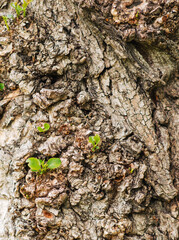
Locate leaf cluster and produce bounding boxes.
[88,134,100,152]
[26,157,61,174]
[11,0,33,18]
[37,123,50,133]
[2,1,33,30]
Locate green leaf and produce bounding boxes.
[22,0,33,17]
[39,159,43,164]
[26,158,41,171]
[10,3,15,8]
[2,16,10,30]
[44,123,50,131]
[47,158,61,169]
[89,136,95,145]
[11,2,23,17]
[94,134,100,144]
[0,83,5,91]
[17,5,23,11]
[96,146,99,150]
[23,0,33,7]
[23,1,28,8]
[37,126,44,132]
[37,123,50,132]
[23,0,29,8]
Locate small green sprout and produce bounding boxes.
[26,157,61,174]
[2,16,10,30]
[11,0,32,18]
[37,123,50,132]
[89,134,100,152]
[129,168,134,174]
[136,11,139,18]
[2,14,14,30]
[0,83,5,91]
[22,0,33,17]
[11,2,23,18]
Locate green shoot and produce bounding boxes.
[26,157,61,174]
[0,83,5,91]
[37,123,50,133]
[2,14,13,30]
[89,134,100,152]
[22,0,33,17]
[2,16,10,30]
[11,2,23,18]
[2,1,32,30]
[11,0,33,18]
[129,168,134,174]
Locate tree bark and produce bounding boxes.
[0,0,178,239]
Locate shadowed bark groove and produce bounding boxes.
[0,0,178,239]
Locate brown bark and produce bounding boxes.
[0,0,178,239]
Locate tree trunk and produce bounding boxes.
[0,0,178,239]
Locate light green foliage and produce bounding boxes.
[2,1,32,30]
[37,123,50,132]
[47,158,62,169]
[2,14,13,30]
[89,134,100,152]
[129,168,134,174]
[11,0,32,18]
[22,0,33,17]
[11,2,23,18]
[26,157,61,174]
[0,83,5,91]
[26,157,41,172]
[2,16,10,30]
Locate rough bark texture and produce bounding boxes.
[0,0,178,239]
